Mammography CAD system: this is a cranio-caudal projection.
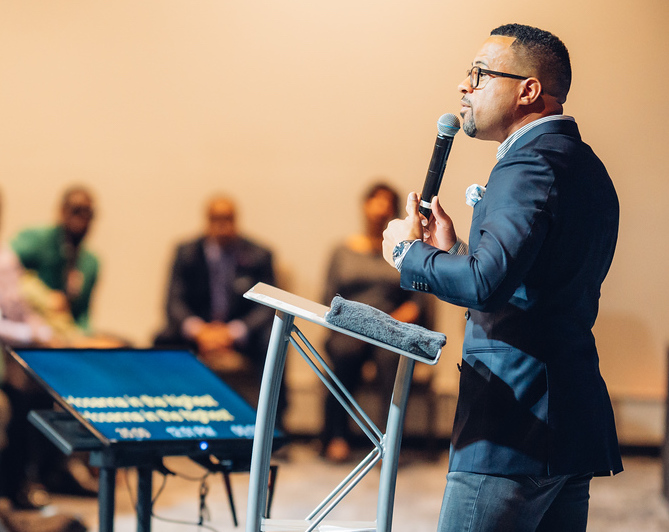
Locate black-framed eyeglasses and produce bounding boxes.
[65,205,94,218]
[467,66,528,89]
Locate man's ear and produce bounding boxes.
[518,77,543,106]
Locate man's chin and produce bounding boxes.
[460,112,477,137]
[463,122,478,138]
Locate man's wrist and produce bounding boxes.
[226,319,248,345]
[182,316,205,339]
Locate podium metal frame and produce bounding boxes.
[244,283,442,532]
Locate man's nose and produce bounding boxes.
[458,76,473,94]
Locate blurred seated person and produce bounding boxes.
[7,185,120,346]
[1,187,114,509]
[0,389,87,532]
[11,185,98,334]
[0,244,53,348]
[0,189,57,508]
[154,195,284,421]
[321,182,433,462]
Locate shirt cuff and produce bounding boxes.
[0,320,33,345]
[447,238,468,256]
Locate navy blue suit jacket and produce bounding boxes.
[401,119,623,476]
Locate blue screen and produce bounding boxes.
[14,348,260,446]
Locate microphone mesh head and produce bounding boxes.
[437,113,461,137]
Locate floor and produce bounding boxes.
[42,443,669,532]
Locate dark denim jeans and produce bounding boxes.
[437,471,593,532]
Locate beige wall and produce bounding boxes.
[0,0,667,404]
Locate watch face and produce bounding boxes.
[393,240,408,260]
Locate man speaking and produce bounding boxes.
[382,24,622,532]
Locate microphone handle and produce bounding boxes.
[419,133,455,218]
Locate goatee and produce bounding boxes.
[463,118,477,138]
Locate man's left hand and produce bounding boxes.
[382,192,424,267]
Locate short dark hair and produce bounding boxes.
[491,23,571,104]
[363,182,400,218]
[61,185,94,209]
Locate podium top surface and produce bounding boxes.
[244,282,330,322]
[244,283,441,365]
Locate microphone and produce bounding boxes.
[418,113,460,218]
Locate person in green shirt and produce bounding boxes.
[11,186,98,333]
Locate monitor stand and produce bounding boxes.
[28,409,274,532]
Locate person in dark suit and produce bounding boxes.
[382,24,622,532]
[154,195,283,419]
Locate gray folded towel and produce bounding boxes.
[324,295,446,361]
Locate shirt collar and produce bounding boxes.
[496,115,575,160]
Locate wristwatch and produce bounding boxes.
[392,239,418,271]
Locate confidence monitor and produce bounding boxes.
[9,347,278,461]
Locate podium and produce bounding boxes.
[243,283,443,532]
